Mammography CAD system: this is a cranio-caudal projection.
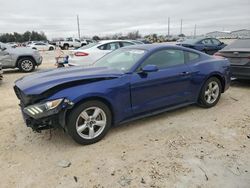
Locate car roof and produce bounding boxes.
[98,40,136,44]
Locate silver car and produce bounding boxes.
[0,42,42,72]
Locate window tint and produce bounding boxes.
[141,49,185,69]
[75,39,80,42]
[187,52,200,62]
[121,42,134,47]
[211,39,221,45]
[98,42,120,50]
[66,38,73,42]
[201,39,213,45]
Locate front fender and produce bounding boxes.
[46,75,132,124]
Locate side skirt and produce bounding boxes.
[118,102,195,125]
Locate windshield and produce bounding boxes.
[94,48,146,72]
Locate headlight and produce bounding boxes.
[24,98,63,118]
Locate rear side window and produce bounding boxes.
[121,42,134,47]
[140,49,185,69]
[98,42,120,50]
[186,52,200,62]
[211,39,221,45]
[201,39,213,45]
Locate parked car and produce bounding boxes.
[14,44,230,145]
[0,42,42,72]
[177,37,226,55]
[81,39,97,46]
[214,39,250,79]
[0,62,3,81]
[68,40,138,66]
[28,42,55,51]
[56,37,81,50]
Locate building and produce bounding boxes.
[206,29,250,39]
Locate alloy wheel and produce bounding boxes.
[21,60,34,72]
[75,107,107,139]
[204,81,220,104]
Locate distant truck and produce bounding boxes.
[56,37,82,50]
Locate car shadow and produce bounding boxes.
[231,79,250,88]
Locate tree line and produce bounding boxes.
[0,31,47,43]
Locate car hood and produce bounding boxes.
[15,66,124,95]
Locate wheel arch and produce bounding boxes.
[66,96,115,126]
[16,56,36,67]
[198,73,225,97]
[208,73,226,93]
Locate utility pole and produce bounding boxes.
[77,15,81,40]
[180,19,183,34]
[167,17,170,38]
[194,24,197,37]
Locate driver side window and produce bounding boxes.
[140,49,185,70]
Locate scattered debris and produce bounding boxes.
[73,176,78,182]
[230,96,239,102]
[111,171,115,176]
[57,160,71,168]
[199,166,208,181]
[118,176,132,187]
[247,135,250,139]
[141,177,146,184]
[217,143,224,149]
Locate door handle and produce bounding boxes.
[179,71,190,76]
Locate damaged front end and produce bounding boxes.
[14,86,74,132]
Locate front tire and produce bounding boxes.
[63,44,69,50]
[49,46,54,51]
[67,100,112,145]
[18,58,35,72]
[199,77,222,108]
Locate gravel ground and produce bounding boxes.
[0,51,250,188]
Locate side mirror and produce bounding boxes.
[220,42,224,45]
[141,64,159,73]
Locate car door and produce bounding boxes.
[130,49,193,114]
[211,38,224,52]
[200,39,216,55]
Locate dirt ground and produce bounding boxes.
[0,51,250,188]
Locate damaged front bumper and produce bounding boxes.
[20,98,74,132]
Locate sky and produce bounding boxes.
[0,0,249,39]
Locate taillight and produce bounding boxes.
[213,52,225,59]
[74,52,89,56]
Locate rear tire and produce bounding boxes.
[198,77,222,108]
[67,100,112,145]
[18,57,36,72]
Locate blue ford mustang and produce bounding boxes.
[14,44,231,145]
